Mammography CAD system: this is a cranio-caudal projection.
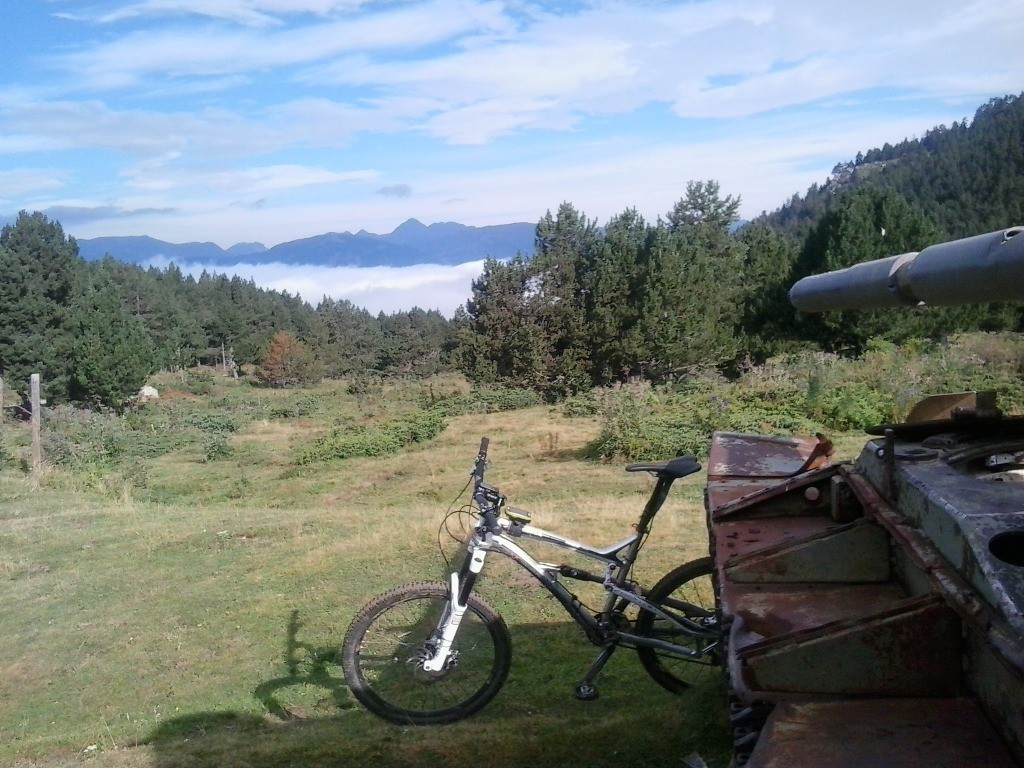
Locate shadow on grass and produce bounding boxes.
[145,609,732,768]
[251,610,351,721]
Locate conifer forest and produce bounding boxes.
[2,93,1023,412]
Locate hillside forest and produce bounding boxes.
[2,93,1024,415]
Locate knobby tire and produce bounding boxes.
[341,581,511,724]
[635,556,719,694]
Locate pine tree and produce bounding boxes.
[736,223,802,359]
[636,184,745,379]
[530,203,599,398]
[314,298,384,377]
[68,285,157,412]
[378,308,453,376]
[459,257,544,386]
[666,180,741,232]
[0,211,83,401]
[637,223,741,379]
[587,208,651,382]
[256,332,322,388]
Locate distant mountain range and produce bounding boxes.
[76,219,537,268]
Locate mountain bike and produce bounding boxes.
[341,438,718,724]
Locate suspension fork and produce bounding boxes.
[421,541,488,672]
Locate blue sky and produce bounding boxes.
[2,0,1023,313]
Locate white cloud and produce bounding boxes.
[4,0,1022,267]
[90,0,370,27]
[58,0,512,87]
[146,163,377,196]
[0,168,69,200]
[40,101,975,248]
[142,257,486,315]
[0,99,277,157]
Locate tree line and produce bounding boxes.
[764,93,1024,242]
[456,182,1022,400]
[0,211,456,410]
[3,92,1023,410]
[3,186,1021,411]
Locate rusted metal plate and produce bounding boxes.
[707,432,836,515]
[724,520,891,583]
[713,518,842,565]
[747,698,1018,768]
[706,423,1024,765]
[738,594,962,696]
[719,581,909,641]
[709,468,838,521]
[870,451,1024,636]
[706,477,782,509]
[709,432,833,479]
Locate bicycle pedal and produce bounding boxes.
[574,684,599,701]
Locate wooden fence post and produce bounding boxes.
[31,374,41,473]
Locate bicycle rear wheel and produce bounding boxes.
[341,581,512,724]
[635,557,719,694]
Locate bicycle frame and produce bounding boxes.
[422,500,717,673]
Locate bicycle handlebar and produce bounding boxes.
[472,437,489,486]
[470,437,504,534]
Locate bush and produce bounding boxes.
[270,394,325,419]
[346,374,383,399]
[432,386,542,416]
[293,407,448,465]
[560,391,601,418]
[185,370,215,396]
[184,412,239,433]
[587,385,701,460]
[201,433,234,462]
[588,381,822,461]
[808,382,896,431]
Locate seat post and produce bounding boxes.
[611,476,675,590]
[636,476,675,536]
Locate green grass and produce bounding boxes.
[3,332,1019,766]
[0,376,737,768]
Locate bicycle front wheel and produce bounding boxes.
[635,557,719,694]
[341,581,511,724]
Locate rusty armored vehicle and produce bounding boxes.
[705,227,1024,766]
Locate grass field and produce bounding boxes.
[0,373,880,768]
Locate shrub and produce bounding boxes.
[184,412,239,433]
[432,386,543,416]
[560,391,601,418]
[270,394,325,419]
[588,380,823,461]
[346,374,383,399]
[808,382,896,431]
[587,385,687,460]
[201,433,234,462]
[293,408,448,465]
[185,370,215,395]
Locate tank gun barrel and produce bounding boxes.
[789,226,1024,312]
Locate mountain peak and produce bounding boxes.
[393,218,427,232]
[76,219,535,268]
[226,242,267,256]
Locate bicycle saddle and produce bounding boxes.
[625,456,701,479]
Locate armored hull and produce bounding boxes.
[706,228,1024,766]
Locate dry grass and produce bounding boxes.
[0,380,750,768]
